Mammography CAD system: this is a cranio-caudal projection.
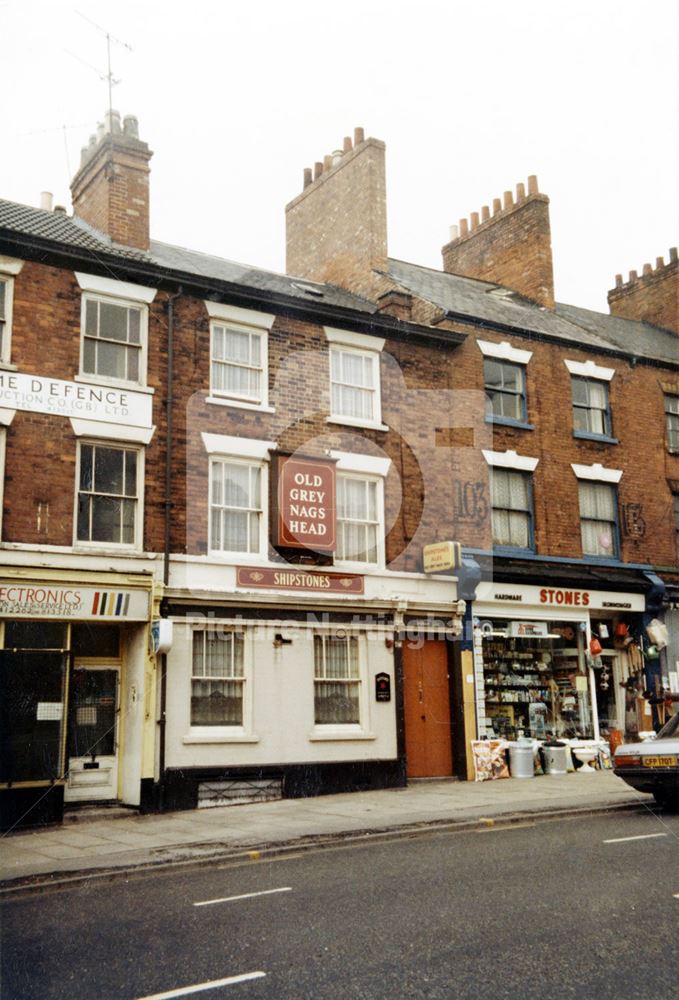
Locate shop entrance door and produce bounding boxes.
[64,666,120,802]
[403,641,453,778]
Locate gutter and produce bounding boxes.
[441,309,679,371]
[0,231,466,350]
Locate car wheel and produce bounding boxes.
[652,790,679,811]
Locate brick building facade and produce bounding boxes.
[0,116,676,826]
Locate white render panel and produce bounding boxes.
[163,619,398,768]
[324,327,385,352]
[75,271,157,303]
[477,339,533,364]
[571,462,623,483]
[204,301,275,329]
[564,358,615,381]
[482,449,539,471]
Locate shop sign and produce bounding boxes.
[375,672,391,702]
[237,567,364,594]
[0,371,153,428]
[475,582,644,613]
[507,620,549,638]
[273,454,336,552]
[423,541,462,573]
[0,584,150,620]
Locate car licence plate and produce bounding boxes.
[642,756,678,768]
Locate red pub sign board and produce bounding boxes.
[273,454,337,552]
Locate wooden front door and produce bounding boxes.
[403,641,453,778]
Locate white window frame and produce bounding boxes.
[208,457,268,558]
[330,450,391,570]
[325,327,387,430]
[74,440,144,552]
[310,630,373,741]
[0,256,24,368]
[75,272,156,390]
[202,433,275,561]
[205,302,274,412]
[665,394,679,454]
[184,624,257,743]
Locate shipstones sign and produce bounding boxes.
[237,567,364,594]
[273,454,337,552]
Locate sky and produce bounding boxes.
[2,0,678,313]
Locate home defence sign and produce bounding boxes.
[0,371,153,428]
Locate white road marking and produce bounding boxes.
[603,833,668,844]
[193,886,292,907]
[135,971,266,999]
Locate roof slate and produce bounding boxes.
[387,258,678,364]
[0,199,374,313]
[1,198,675,364]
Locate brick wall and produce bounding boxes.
[3,258,678,574]
[70,114,152,251]
[441,180,555,308]
[285,131,389,301]
[608,250,678,334]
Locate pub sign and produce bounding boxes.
[273,454,337,552]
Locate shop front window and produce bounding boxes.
[481,620,593,741]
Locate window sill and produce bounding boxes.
[309,728,376,742]
[206,396,275,414]
[491,545,536,557]
[485,416,534,431]
[326,415,389,432]
[209,550,268,561]
[0,361,18,372]
[75,374,154,395]
[73,542,142,554]
[333,560,384,573]
[183,731,259,744]
[573,431,618,445]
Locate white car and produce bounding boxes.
[614,711,679,809]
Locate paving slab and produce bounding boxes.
[0,772,652,888]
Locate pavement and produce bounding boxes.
[0,771,655,890]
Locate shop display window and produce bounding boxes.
[481,619,593,741]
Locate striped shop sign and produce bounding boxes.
[91,591,132,617]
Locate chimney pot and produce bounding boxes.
[503,190,514,209]
[40,191,53,212]
[449,224,459,241]
[123,115,139,138]
[331,149,343,166]
[655,256,665,270]
[615,274,623,287]
[516,182,526,200]
[343,135,352,152]
[481,205,490,222]
[354,127,365,145]
[669,247,678,262]
[323,154,332,172]
[459,218,469,236]
[642,262,653,276]
[53,205,67,214]
[96,122,105,141]
[629,270,638,282]
[527,175,539,195]
[303,167,313,188]
[105,109,122,134]
[470,211,480,230]
[314,161,323,180]
[492,198,502,215]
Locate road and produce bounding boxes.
[1,809,678,1000]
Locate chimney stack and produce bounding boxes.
[442,176,555,308]
[70,111,152,251]
[607,248,679,334]
[285,128,387,300]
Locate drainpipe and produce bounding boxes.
[159,287,182,808]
